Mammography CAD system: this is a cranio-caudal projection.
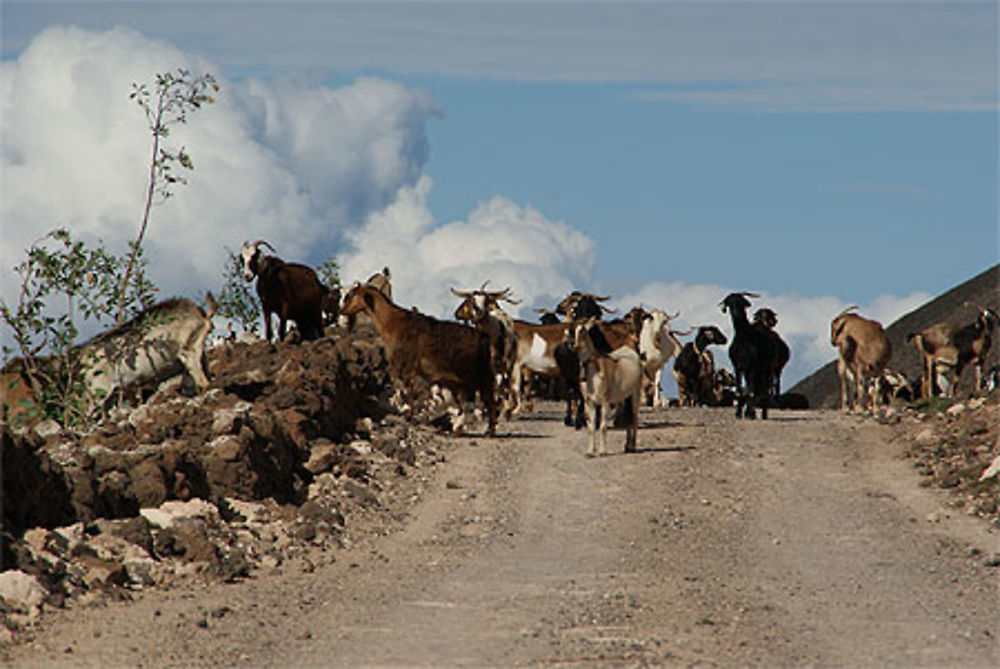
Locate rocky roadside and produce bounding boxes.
[884,394,1000,531]
[2,325,998,656]
[0,326,457,653]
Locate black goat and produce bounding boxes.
[673,325,728,407]
[556,291,616,321]
[239,240,327,342]
[720,292,777,419]
[752,307,790,396]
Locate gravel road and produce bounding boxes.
[10,403,999,667]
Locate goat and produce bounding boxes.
[508,320,585,427]
[366,266,393,299]
[907,306,998,398]
[674,325,728,407]
[341,284,496,436]
[534,308,561,325]
[712,368,738,407]
[79,294,217,415]
[321,286,342,327]
[239,240,326,342]
[752,308,790,397]
[629,308,688,407]
[830,306,892,413]
[452,283,520,417]
[872,369,917,405]
[720,292,776,419]
[570,319,642,456]
[556,291,616,322]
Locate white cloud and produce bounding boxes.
[1,26,441,306]
[338,176,597,320]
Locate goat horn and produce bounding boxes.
[834,305,859,319]
[599,304,619,314]
[450,287,472,298]
[252,239,276,252]
[740,291,760,299]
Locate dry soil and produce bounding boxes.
[9,403,1000,667]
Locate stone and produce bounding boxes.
[305,441,341,475]
[0,570,47,612]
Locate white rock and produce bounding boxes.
[347,440,372,456]
[140,498,220,529]
[979,455,1000,482]
[0,570,46,611]
[32,420,61,439]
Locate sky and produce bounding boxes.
[1,1,997,391]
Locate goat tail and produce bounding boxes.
[204,291,218,319]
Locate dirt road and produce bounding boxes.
[11,404,1000,667]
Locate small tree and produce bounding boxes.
[317,256,342,290]
[215,248,260,337]
[1,229,155,426]
[116,68,218,323]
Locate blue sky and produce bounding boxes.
[2,1,997,387]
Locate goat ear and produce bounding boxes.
[363,293,374,309]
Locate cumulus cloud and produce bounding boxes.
[613,283,930,392]
[1,26,441,305]
[2,25,938,393]
[337,176,597,319]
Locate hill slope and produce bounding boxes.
[791,264,999,408]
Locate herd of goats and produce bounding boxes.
[231,241,998,456]
[4,240,995,457]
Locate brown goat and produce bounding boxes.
[830,306,891,413]
[907,307,998,398]
[341,284,496,436]
[240,240,326,342]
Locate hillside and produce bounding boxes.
[792,264,999,408]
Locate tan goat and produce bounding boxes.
[830,306,891,413]
[907,306,997,398]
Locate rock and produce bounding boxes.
[946,403,966,418]
[915,428,937,445]
[0,570,47,614]
[305,441,341,475]
[32,420,62,439]
[211,402,252,436]
[208,435,245,462]
[141,499,220,531]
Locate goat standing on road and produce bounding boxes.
[753,308,790,398]
[674,325,728,407]
[571,319,642,456]
[720,292,776,420]
[830,306,891,413]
